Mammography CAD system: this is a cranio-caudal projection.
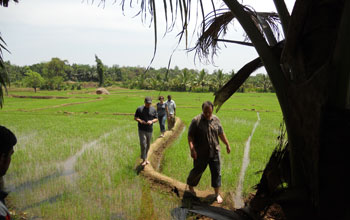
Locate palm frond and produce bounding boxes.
[191,9,235,63]
[0,0,18,7]
[191,5,282,64]
[0,34,9,108]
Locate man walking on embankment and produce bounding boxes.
[186,101,231,204]
[134,96,158,166]
[165,95,176,130]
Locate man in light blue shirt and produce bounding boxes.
[165,95,176,130]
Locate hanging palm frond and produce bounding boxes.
[190,4,282,64]
[0,34,9,108]
[191,9,235,63]
[0,0,18,7]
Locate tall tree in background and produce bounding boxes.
[23,69,44,93]
[42,58,67,90]
[95,54,104,87]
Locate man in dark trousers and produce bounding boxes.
[134,96,158,166]
[0,125,17,220]
[186,101,231,204]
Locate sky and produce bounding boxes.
[0,0,295,74]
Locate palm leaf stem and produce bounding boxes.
[330,0,350,109]
[222,0,288,112]
[272,0,290,36]
[214,38,254,47]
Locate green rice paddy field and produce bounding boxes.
[0,87,283,219]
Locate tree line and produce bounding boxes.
[1,57,274,93]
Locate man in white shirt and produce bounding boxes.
[165,95,176,130]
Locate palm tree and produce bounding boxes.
[196,69,208,91]
[213,69,225,92]
[177,68,191,91]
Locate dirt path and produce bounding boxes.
[233,112,260,209]
[139,118,215,200]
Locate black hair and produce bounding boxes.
[202,101,214,110]
[0,126,17,155]
[159,96,164,100]
[167,95,171,99]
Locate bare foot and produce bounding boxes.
[216,194,223,204]
[188,186,196,196]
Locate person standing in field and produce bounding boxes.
[134,97,158,166]
[165,95,176,130]
[156,96,167,137]
[186,101,231,204]
[0,125,17,220]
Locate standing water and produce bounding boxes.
[233,112,260,209]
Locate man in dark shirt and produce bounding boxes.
[186,101,231,204]
[0,125,17,220]
[134,97,158,166]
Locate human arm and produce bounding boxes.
[135,117,146,124]
[188,118,197,159]
[219,132,231,154]
[165,103,170,118]
[147,118,158,125]
[188,135,197,160]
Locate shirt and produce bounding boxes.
[188,114,223,158]
[166,100,176,115]
[134,105,158,132]
[156,102,167,116]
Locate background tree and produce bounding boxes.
[42,58,67,90]
[196,69,208,92]
[95,54,104,87]
[23,69,44,92]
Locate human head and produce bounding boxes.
[202,101,214,120]
[158,96,164,101]
[167,95,171,101]
[144,96,152,108]
[0,126,17,176]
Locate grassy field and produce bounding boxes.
[0,87,282,219]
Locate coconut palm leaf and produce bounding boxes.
[0,34,10,108]
[0,0,17,7]
[190,5,282,63]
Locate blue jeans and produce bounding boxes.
[158,114,166,133]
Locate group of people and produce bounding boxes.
[134,96,231,204]
[134,95,176,166]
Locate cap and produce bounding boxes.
[145,96,152,104]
